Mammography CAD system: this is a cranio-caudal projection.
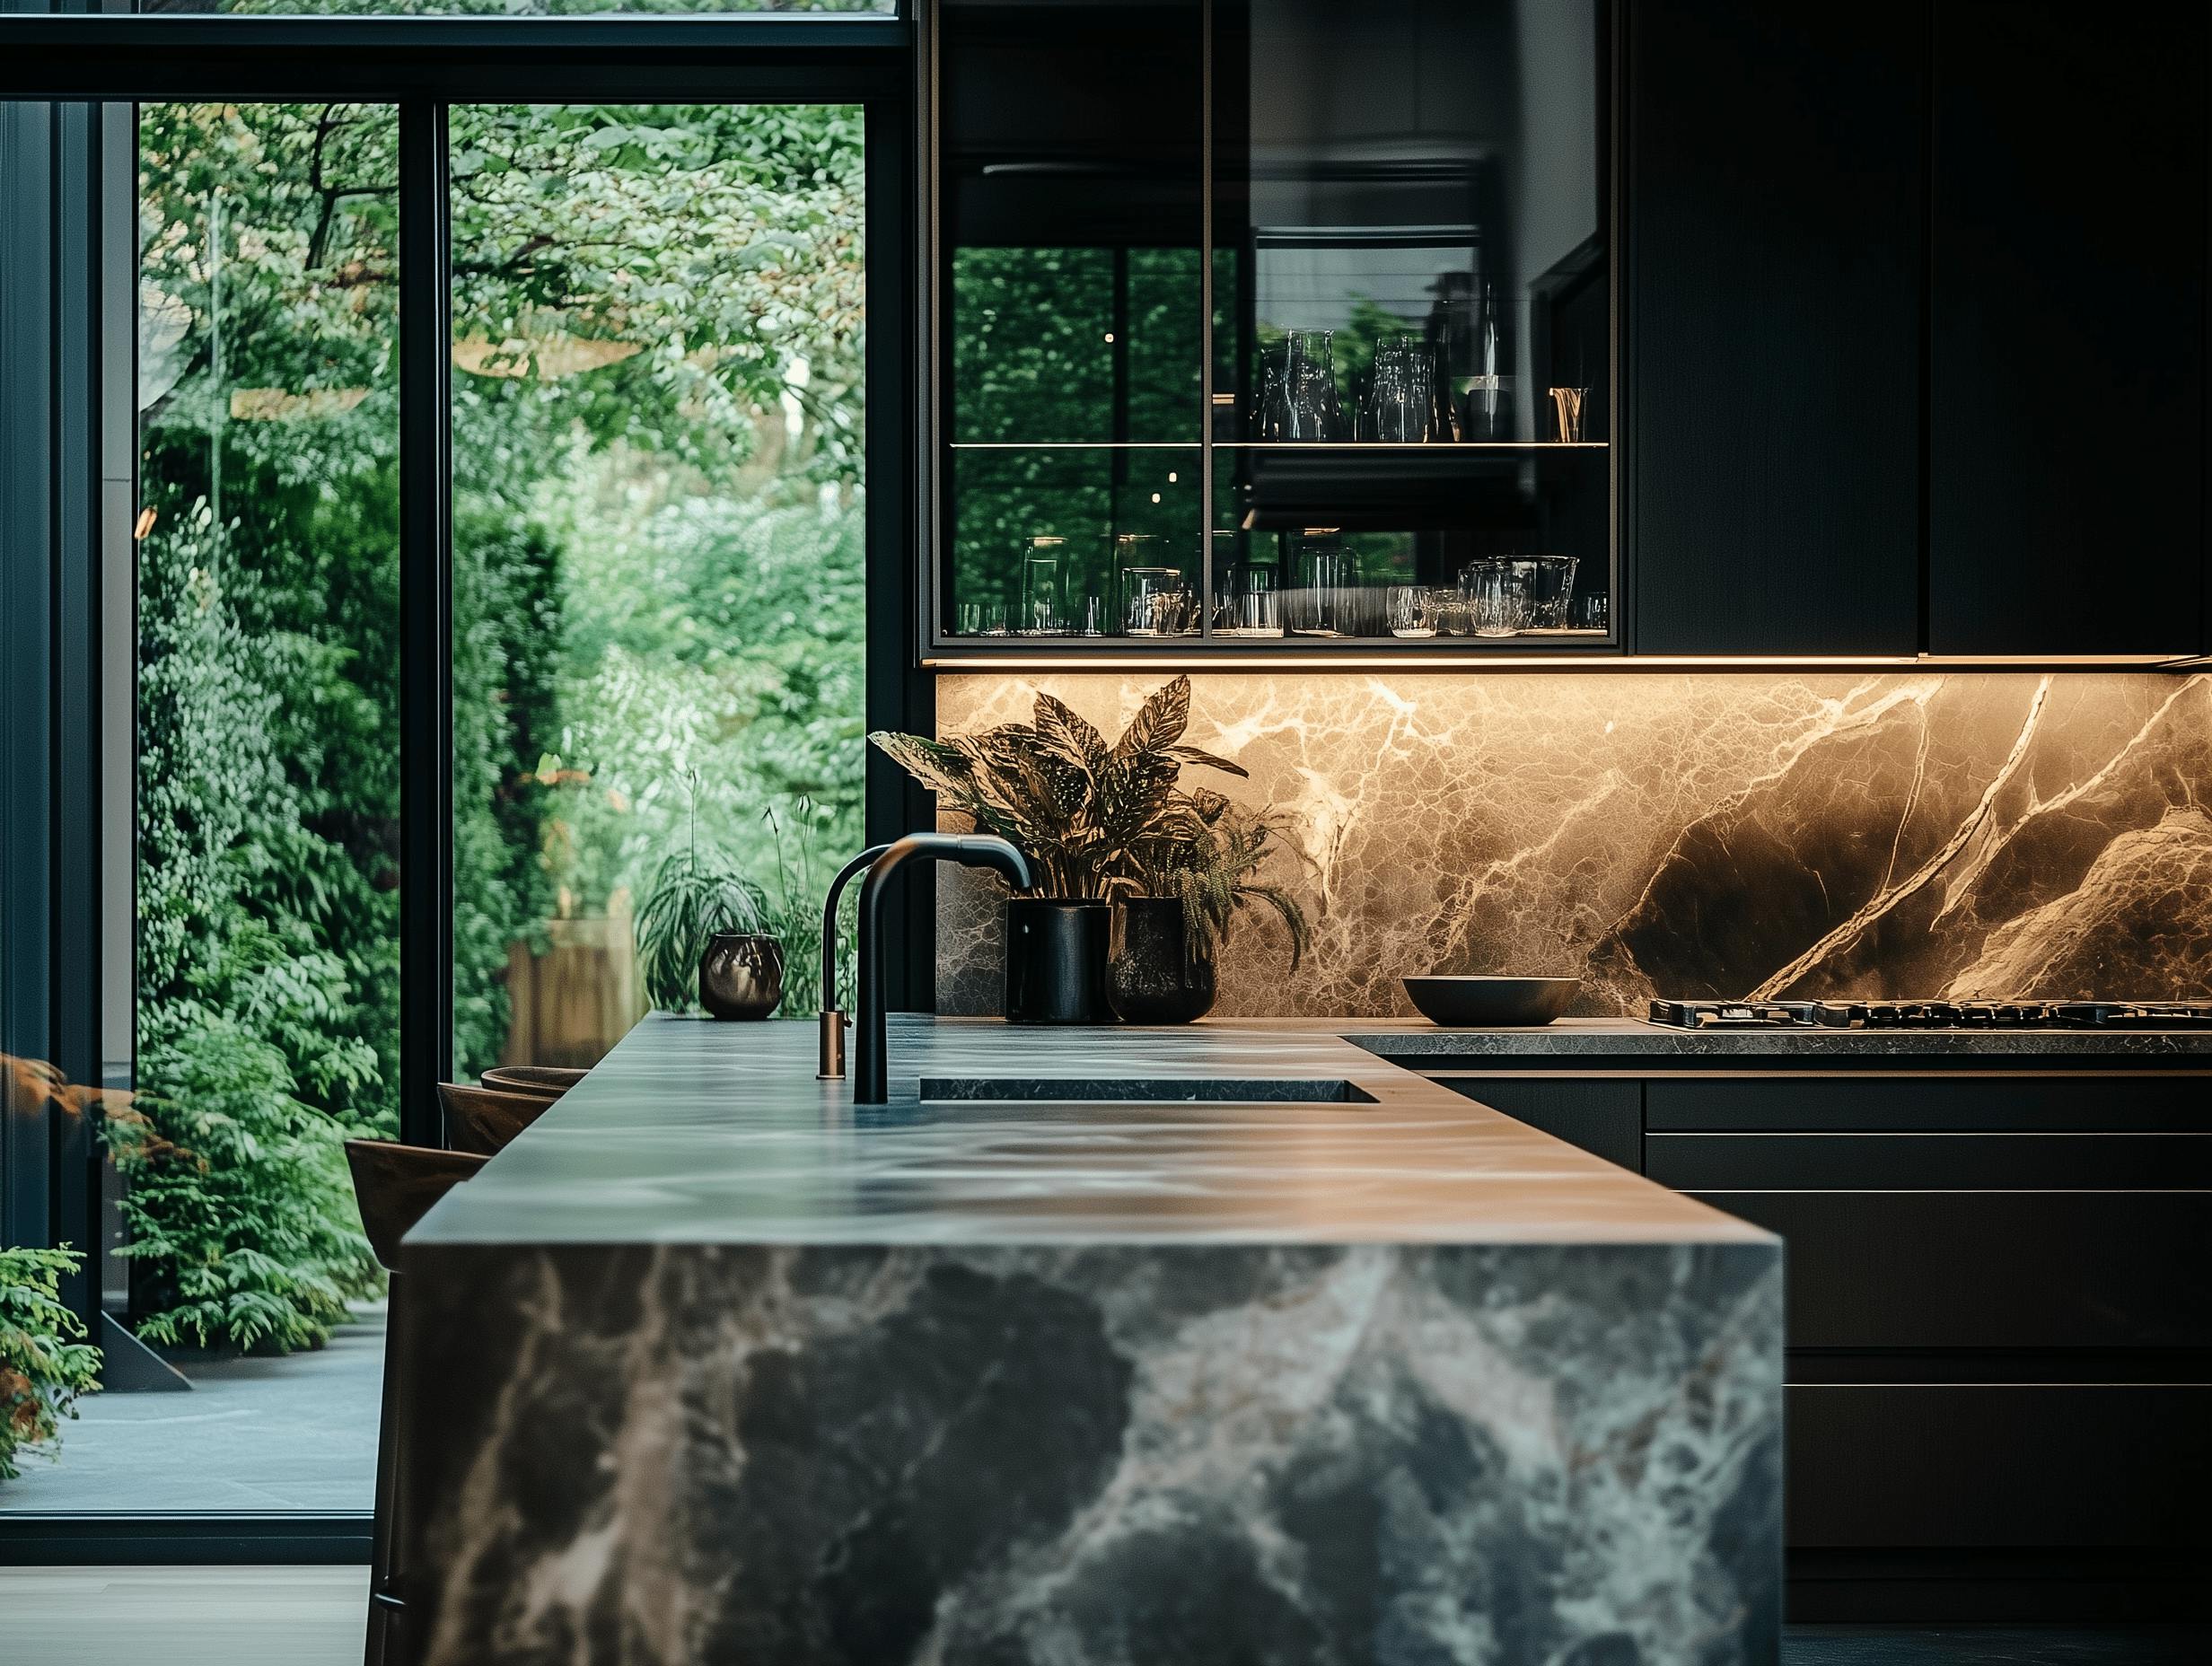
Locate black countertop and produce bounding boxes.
[1344,1015,2212,1061]
[408,1015,1772,1250]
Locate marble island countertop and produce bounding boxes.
[409,1014,1771,1250]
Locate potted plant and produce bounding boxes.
[872,676,1310,1023]
[1115,794,1312,1023]
[634,799,782,1020]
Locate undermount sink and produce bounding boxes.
[918,1076,1377,1105]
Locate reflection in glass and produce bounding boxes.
[451,102,866,1073]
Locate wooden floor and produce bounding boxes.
[4,1566,2204,1665]
[2,1565,367,1666]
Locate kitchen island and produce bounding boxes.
[398,1016,1783,1666]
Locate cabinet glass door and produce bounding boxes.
[1210,0,1611,648]
[936,0,1206,643]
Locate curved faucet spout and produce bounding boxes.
[816,844,891,1080]
[853,834,1032,1104]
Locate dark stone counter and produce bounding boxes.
[1344,1016,2212,1063]
[398,1016,1782,1666]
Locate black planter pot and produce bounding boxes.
[699,932,786,1020]
[1107,895,1218,1024]
[1004,899,1114,1024]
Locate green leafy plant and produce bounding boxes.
[108,1023,381,1354]
[873,676,1312,968]
[634,780,770,1012]
[0,1245,101,1482]
[1137,794,1312,970]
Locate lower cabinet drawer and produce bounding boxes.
[1686,1190,2212,1348]
[1648,1131,2212,1188]
[1788,1383,2212,1549]
[1435,1078,1643,1171]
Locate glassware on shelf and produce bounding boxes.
[1071,591,1109,636]
[1460,557,1532,637]
[1286,528,1349,635]
[1120,566,1192,636]
[1548,386,1589,443]
[1363,337,1437,443]
[1386,583,1438,638]
[1216,559,1285,638]
[1571,590,1610,633]
[1428,586,1469,636]
[1461,282,1509,442]
[1526,555,1581,630]
[1255,329,1345,442]
[1017,536,1067,636]
[956,599,1009,637]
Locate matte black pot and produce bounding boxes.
[1108,896,1217,1024]
[699,932,786,1020]
[1004,899,1114,1024]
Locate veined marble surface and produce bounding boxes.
[1339,1016,2212,1060]
[407,1016,1767,1248]
[935,671,2212,1018]
[399,1017,1781,1666]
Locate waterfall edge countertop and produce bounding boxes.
[406,1013,1772,1249]
[396,1014,1786,1665]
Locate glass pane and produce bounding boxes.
[449,103,866,1078]
[144,1,891,15]
[103,101,395,1512]
[938,0,1206,640]
[1212,0,1612,643]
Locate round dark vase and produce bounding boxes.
[698,932,786,1020]
[1003,899,1114,1024]
[1107,895,1218,1024]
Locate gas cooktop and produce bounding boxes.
[1647,999,2212,1030]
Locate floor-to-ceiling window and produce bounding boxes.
[448,101,865,1077]
[0,11,898,1541]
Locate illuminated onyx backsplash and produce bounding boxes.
[934,672,2212,1017]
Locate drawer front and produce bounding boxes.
[1435,1078,1643,1171]
[1647,1075,2212,1134]
[1688,1191,2212,1348]
[1648,1132,2212,1189]
[1788,1383,2212,1549]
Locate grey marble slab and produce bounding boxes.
[407,1015,1770,1250]
[397,1014,1786,1665]
[1344,1015,2212,1060]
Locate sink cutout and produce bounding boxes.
[919,1077,1377,1104]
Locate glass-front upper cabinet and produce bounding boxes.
[930,0,1610,653]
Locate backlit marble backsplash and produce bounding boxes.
[934,672,2212,1017]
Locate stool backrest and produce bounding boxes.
[438,1081,555,1156]
[344,1140,488,1271]
[479,1065,587,1098]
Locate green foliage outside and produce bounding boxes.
[0,1246,101,1482]
[128,100,865,1353]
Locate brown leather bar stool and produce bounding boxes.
[345,1140,487,1666]
[478,1063,587,1098]
[436,1081,555,1157]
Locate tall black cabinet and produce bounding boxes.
[1625,0,2208,662]
[1927,3,2208,657]
[1625,1,1926,658]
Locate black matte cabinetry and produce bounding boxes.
[1925,3,2209,657]
[1624,1,1925,657]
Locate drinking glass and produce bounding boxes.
[1216,560,1284,637]
[1257,330,1345,442]
[1571,590,1610,633]
[1526,555,1580,629]
[1460,558,1531,637]
[1071,591,1108,636]
[1428,586,1469,636]
[1363,337,1436,443]
[956,599,1008,637]
[1386,584,1437,638]
[1287,529,1349,635]
[1121,566,1192,636]
[1017,537,1066,636]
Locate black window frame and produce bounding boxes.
[0,4,927,1564]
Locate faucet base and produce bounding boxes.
[816,1010,848,1080]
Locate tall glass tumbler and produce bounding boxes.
[1017,536,1067,636]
